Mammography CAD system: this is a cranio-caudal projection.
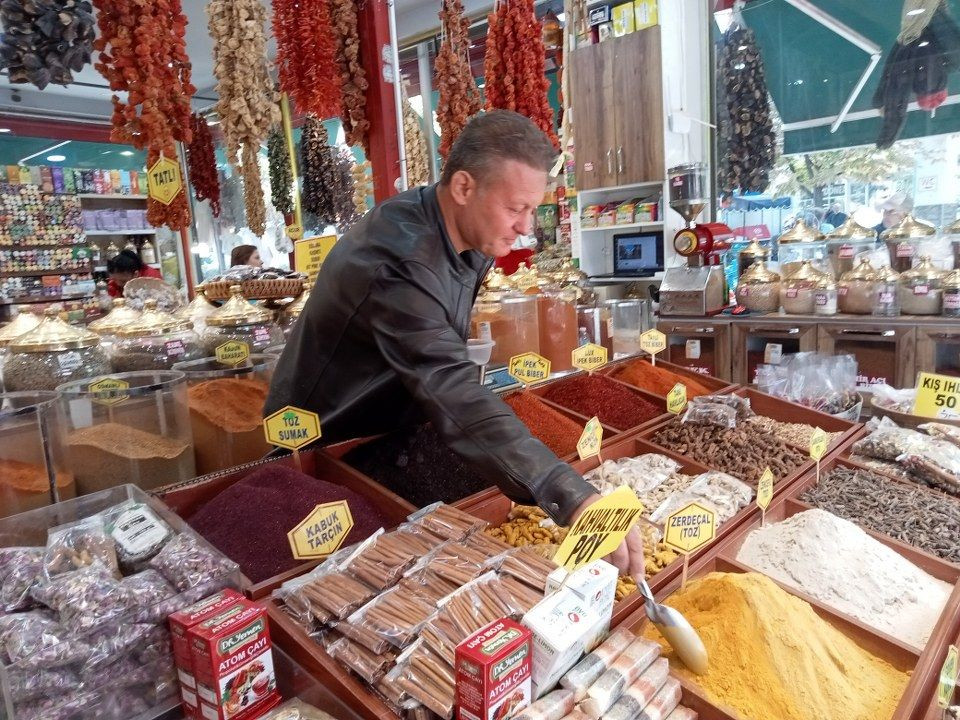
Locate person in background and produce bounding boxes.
[230,244,263,268]
[106,249,162,298]
[873,193,911,237]
[824,202,847,228]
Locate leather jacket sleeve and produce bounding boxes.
[364,260,598,525]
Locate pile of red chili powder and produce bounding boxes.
[188,465,386,583]
[543,374,662,430]
[503,391,582,457]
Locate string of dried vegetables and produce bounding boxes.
[2,0,95,89]
[187,114,221,217]
[352,160,372,217]
[300,116,358,230]
[403,92,431,186]
[272,0,341,119]
[329,0,370,153]
[436,0,482,159]
[93,0,194,229]
[267,128,294,216]
[484,0,559,148]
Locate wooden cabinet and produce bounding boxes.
[817,323,916,389]
[731,321,819,385]
[915,324,960,379]
[571,28,664,190]
[658,320,732,380]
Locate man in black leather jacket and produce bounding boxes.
[266,111,643,575]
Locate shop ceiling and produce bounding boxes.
[740,0,960,154]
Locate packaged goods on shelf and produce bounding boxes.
[610,360,713,398]
[542,374,662,430]
[753,352,861,416]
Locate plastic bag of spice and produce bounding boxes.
[42,564,137,635]
[121,568,177,623]
[561,626,636,700]
[15,689,101,720]
[147,532,237,591]
[82,622,154,672]
[262,698,342,720]
[404,539,490,590]
[681,402,738,428]
[345,584,438,649]
[898,446,960,495]
[581,638,661,718]
[602,657,670,720]
[340,527,442,591]
[853,416,931,462]
[286,568,378,623]
[392,640,456,720]
[102,501,173,573]
[920,422,960,450]
[512,689,576,720]
[8,665,80,703]
[0,547,45,612]
[331,619,393,655]
[690,394,754,421]
[44,516,120,580]
[492,546,560,592]
[1,611,92,669]
[408,502,487,542]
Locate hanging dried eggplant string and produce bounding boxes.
[329,0,370,153]
[300,116,359,231]
[436,0,482,159]
[272,0,342,119]
[268,128,294,216]
[1,0,95,89]
[187,113,222,217]
[716,22,776,194]
[241,143,267,237]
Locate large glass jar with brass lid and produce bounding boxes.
[471,291,539,366]
[112,299,204,371]
[826,218,878,278]
[882,214,935,272]
[537,285,578,372]
[777,220,827,276]
[3,309,111,391]
[88,298,142,351]
[779,260,825,314]
[837,257,878,315]
[813,273,838,316]
[279,281,310,339]
[898,256,944,315]
[0,309,40,391]
[737,239,771,279]
[175,288,217,336]
[873,265,900,317]
[735,261,780,313]
[942,268,960,318]
[202,285,284,356]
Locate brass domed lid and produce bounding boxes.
[739,239,771,260]
[778,220,825,244]
[89,298,142,334]
[900,255,946,284]
[175,292,217,323]
[0,309,40,349]
[738,260,780,285]
[814,273,837,290]
[9,308,100,352]
[483,267,511,291]
[558,258,588,285]
[206,285,275,327]
[284,281,312,320]
[784,259,827,284]
[943,268,960,289]
[117,299,192,337]
[874,264,900,283]
[827,218,877,241]
[840,257,878,283]
[944,218,960,236]
[881,214,936,240]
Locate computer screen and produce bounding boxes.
[613,231,664,274]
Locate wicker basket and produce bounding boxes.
[201,278,304,301]
[870,396,960,429]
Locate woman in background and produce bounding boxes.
[230,244,263,268]
[106,249,162,297]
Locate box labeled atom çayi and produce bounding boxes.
[456,617,533,720]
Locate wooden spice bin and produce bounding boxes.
[600,355,737,398]
[153,449,416,599]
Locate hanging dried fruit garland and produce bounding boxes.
[484,0,559,148]
[93,0,194,229]
[436,0,482,159]
[186,114,221,217]
[352,160,373,217]
[208,0,280,236]
[402,92,430,186]
[272,0,342,119]
[329,0,370,153]
[1,0,95,90]
[300,116,358,230]
[267,128,294,216]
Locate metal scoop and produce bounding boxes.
[634,575,708,675]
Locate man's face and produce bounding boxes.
[458,160,548,258]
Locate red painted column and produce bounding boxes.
[357,0,401,202]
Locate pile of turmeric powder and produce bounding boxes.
[644,572,910,720]
[611,359,712,397]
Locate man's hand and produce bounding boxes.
[570,495,645,578]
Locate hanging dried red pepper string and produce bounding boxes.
[186,114,221,217]
[436,0,482,159]
[272,0,342,119]
[93,0,194,229]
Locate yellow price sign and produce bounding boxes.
[285,223,304,241]
[913,372,960,420]
[263,405,321,450]
[89,377,130,406]
[293,235,338,282]
[572,343,609,373]
[809,428,828,461]
[288,501,354,560]
[577,416,603,461]
[667,383,687,414]
[664,502,716,555]
[215,340,250,367]
[553,486,644,571]
[640,329,667,364]
[938,645,959,709]
[146,155,183,206]
[757,467,774,513]
[508,352,551,386]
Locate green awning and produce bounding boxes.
[738,0,960,153]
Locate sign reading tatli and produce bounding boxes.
[553,486,643,571]
[146,155,183,206]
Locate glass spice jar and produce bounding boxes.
[737,239,771,279]
[826,218,878,278]
[882,214,936,273]
[0,308,41,390]
[873,265,901,317]
[201,285,284,355]
[838,257,878,315]
[88,298,142,351]
[898,256,945,315]
[174,288,217,336]
[942,268,960,318]
[112,299,204,372]
[537,286,578,372]
[777,220,827,277]
[779,260,824,314]
[278,281,310,339]
[471,292,539,366]
[735,261,780,313]
[813,274,838,316]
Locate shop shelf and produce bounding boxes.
[580,221,663,232]
[84,228,156,235]
[78,193,148,200]
[0,266,91,277]
[153,449,415,600]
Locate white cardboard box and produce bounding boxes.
[546,560,618,647]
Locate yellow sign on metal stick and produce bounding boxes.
[263,405,321,450]
[553,486,644,571]
[577,416,603,461]
[664,502,716,555]
[508,352,551,386]
[288,501,354,559]
[572,343,609,372]
[667,383,687,414]
[147,155,183,205]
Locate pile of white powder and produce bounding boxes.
[736,508,953,650]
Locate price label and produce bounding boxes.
[288,501,354,560]
[577,416,603,461]
[263,405,321,450]
[146,155,183,205]
[553,486,644,571]
[685,339,701,360]
[572,343,609,372]
[938,645,959,709]
[664,502,716,555]
[809,427,828,461]
[640,329,667,357]
[508,352,551,385]
[667,383,687,414]
[757,467,774,511]
[89,377,130,406]
[215,340,250,367]
[764,343,783,365]
[913,372,960,420]
[293,234,338,282]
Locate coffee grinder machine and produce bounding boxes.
[658,163,733,316]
